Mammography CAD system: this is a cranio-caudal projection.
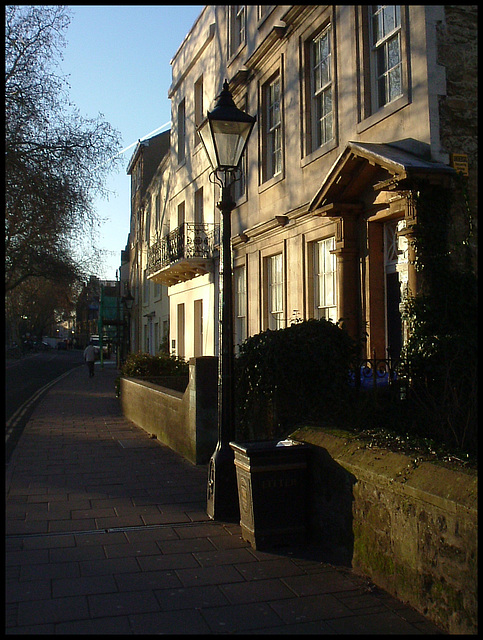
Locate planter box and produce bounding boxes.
[230,440,309,550]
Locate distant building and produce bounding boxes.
[75,276,118,349]
[125,131,171,354]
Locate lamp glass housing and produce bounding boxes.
[123,293,134,311]
[198,117,254,170]
[197,80,256,171]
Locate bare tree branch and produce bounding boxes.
[5,5,123,292]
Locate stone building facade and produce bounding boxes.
[129,5,476,362]
[435,5,477,272]
[126,131,170,355]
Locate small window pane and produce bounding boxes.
[268,254,283,330]
[324,110,333,144]
[388,64,401,102]
[388,35,400,68]
[310,25,333,151]
[265,76,282,179]
[377,45,387,78]
[371,6,402,109]
[314,238,336,320]
[385,5,398,35]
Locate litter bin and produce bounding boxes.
[230,439,309,550]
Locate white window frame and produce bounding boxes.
[314,237,337,322]
[177,99,185,164]
[194,187,203,225]
[194,299,203,357]
[257,5,274,24]
[267,253,284,330]
[144,202,151,243]
[155,193,160,230]
[311,24,333,150]
[234,265,247,347]
[177,201,185,228]
[264,75,282,181]
[194,76,203,147]
[233,95,248,202]
[177,303,185,359]
[229,5,246,57]
[370,5,402,111]
[233,149,247,201]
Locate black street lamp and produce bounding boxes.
[122,291,135,312]
[121,291,134,363]
[197,80,256,521]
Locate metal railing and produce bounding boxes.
[147,223,219,276]
[351,351,402,390]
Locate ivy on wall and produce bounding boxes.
[401,178,477,454]
[233,177,476,459]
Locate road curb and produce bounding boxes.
[5,365,83,488]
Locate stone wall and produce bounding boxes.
[437,6,477,162]
[437,5,478,271]
[291,426,477,635]
[120,356,218,465]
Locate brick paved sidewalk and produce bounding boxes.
[5,362,444,634]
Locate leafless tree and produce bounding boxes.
[6,276,80,344]
[5,5,123,292]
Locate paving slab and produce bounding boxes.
[6,362,444,634]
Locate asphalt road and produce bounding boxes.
[5,349,85,462]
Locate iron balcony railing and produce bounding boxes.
[147,223,219,276]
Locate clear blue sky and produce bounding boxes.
[61,5,204,281]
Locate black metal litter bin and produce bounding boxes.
[230,439,309,550]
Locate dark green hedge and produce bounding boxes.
[121,352,188,378]
[235,319,357,441]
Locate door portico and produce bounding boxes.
[309,141,455,358]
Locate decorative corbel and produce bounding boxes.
[275,215,289,227]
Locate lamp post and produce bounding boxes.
[197,80,256,521]
[121,291,134,363]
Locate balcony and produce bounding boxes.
[147,223,219,286]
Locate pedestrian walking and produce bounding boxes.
[83,341,96,378]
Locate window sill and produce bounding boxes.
[357,94,410,134]
[227,43,247,67]
[301,138,338,169]
[257,7,275,29]
[193,143,204,160]
[259,170,284,194]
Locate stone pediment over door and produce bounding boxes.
[308,141,455,216]
[306,141,455,346]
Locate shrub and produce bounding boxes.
[235,319,357,441]
[121,352,188,378]
[399,181,478,457]
[401,271,477,455]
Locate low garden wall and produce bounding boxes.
[119,362,477,634]
[120,356,218,465]
[291,426,478,635]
